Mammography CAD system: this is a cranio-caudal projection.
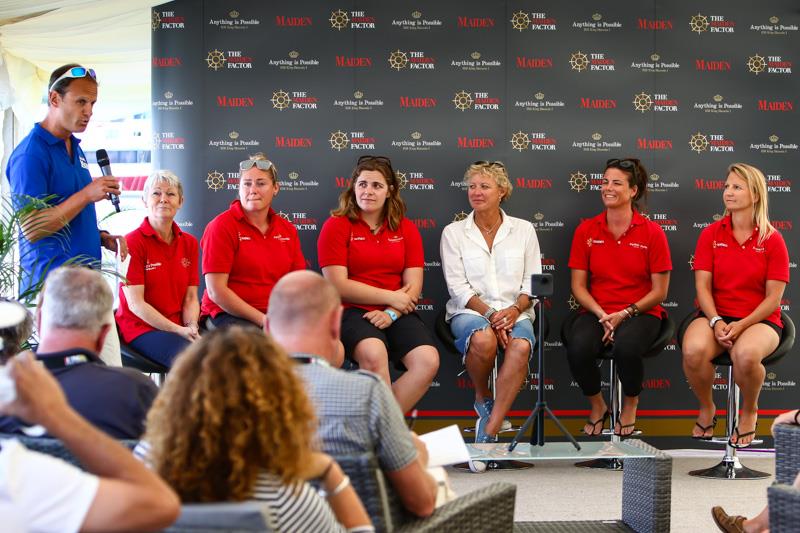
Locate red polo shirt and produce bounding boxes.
[201,200,306,317]
[568,210,672,318]
[317,215,424,311]
[116,218,199,342]
[694,215,789,327]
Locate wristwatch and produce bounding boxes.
[483,307,497,320]
[709,316,724,329]
[384,309,398,322]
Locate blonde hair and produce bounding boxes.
[240,152,278,182]
[726,162,775,244]
[143,327,316,502]
[464,162,513,202]
[143,169,183,200]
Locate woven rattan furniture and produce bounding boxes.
[768,422,800,533]
[334,453,517,532]
[0,433,137,468]
[767,483,800,533]
[774,422,800,485]
[677,310,795,479]
[560,311,675,470]
[163,502,273,532]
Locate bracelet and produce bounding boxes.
[328,475,350,498]
[794,410,800,426]
[511,304,522,313]
[384,309,398,322]
[621,308,631,319]
[483,307,497,320]
[627,304,641,317]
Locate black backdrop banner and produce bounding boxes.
[151,1,798,436]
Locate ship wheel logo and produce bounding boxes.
[329,10,349,30]
[567,295,580,311]
[452,90,473,111]
[151,11,161,30]
[569,172,588,192]
[747,54,766,74]
[277,211,292,222]
[510,131,530,152]
[569,51,589,72]
[395,171,408,189]
[690,14,709,33]
[271,90,291,110]
[329,130,349,151]
[388,50,409,70]
[689,133,709,153]
[453,211,469,222]
[206,171,225,191]
[633,92,653,112]
[510,11,530,31]
[688,254,695,270]
[206,49,226,71]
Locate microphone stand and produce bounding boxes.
[509,278,580,452]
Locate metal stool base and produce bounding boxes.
[688,456,770,479]
[575,458,624,471]
[453,460,534,472]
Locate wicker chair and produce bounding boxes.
[334,453,517,533]
[768,423,800,533]
[163,502,273,532]
[0,433,138,469]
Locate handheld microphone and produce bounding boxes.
[96,149,120,213]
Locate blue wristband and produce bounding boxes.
[384,309,398,322]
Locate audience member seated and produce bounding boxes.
[137,326,373,532]
[440,160,542,443]
[115,170,199,367]
[201,153,305,329]
[565,158,672,438]
[0,351,179,531]
[268,270,437,517]
[0,297,33,360]
[318,155,439,412]
[0,266,157,439]
[711,409,800,532]
[682,163,789,447]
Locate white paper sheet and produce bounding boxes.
[418,424,470,467]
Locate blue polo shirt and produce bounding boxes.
[6,123,100,294]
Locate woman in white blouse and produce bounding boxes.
[440,161,542,443]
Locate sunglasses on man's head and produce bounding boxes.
[239,159,274,171]
[48,67,97,93]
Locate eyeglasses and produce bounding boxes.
[239,159,274,172]
[48,66,97,93]
[473,160,506,169]
[605,158,640,181]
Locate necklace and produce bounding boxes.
[476,215,501,234]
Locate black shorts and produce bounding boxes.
[341,307,436,364]
[696,311,782,338]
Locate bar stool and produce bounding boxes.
[560,310,676,470]
[677,310,795,479]
[119,334,169,387]
[434,305,548,470]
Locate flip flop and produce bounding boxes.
[614,422,636,439]
[729,427,756,448]
[582,411,610,436]
[692,416,717,440]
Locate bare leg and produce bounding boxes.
[616,395,639,436]
[729,324,779,447]
[485,338,529,436]
[395,345,439,413]
[682,318,724,437]
[584,393,609,436]
[464,329,497,404]
[353,338,391,385]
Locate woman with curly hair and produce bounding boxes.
[138,327,372,532]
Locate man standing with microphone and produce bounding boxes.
[6,64,126,366]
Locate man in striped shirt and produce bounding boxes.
[268,271,437,518]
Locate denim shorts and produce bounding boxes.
[450,313,535,362]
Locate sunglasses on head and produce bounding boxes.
[605,158,640,180]
[239,159,274,172]
[473,160,506,169]
[357,155,392,165]
[48,66,97,93]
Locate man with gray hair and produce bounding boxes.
[0,266,157,439]
[268,270,437,518]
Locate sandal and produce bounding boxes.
[729,427,757,448]
[582,411,610,436]
[692,417,717,440]
[614,422,636,439]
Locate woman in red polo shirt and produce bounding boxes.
[201,153,306,329]
[116,170,199,366]
[318,155,439,412]
[682,163,789,448]
[566,158,672,438]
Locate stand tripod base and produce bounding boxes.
[688,457,770,479]
[453,460,534,472]
[575,458,624,471]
